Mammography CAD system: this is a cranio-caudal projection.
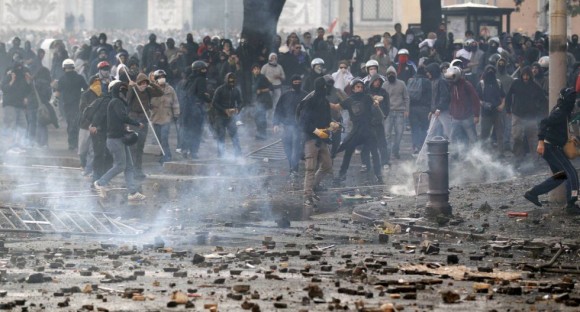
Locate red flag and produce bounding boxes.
[328,18,338,33]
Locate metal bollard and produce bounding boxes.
[426,136,452,216]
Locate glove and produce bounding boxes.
[329,122,340,132]
[313,128,330,139]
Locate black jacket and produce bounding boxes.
[538,101,575,148]
[89,95,112,136]
[425,63,450,113]
[106,85,140,139]
[274,88,307,126]
[505,66,547,119]
[1,65,31,108]
[298,90,331,141]
[56,70,88,110]
[211,81,242,119]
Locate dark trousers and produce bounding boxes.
[183,106,205,157]
[91,133,112,182]
[528,143,579,203]
[214,117,241,157]
[410,110,429,151]
[129,116,148,174]
[340,135,381,178]
[361,123,388,167]
[65,108,79,149]
[281,125,301,172]
[254,104,268,139]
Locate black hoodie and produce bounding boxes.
[505,66,547,118]
[425,63,450,113]
[298,78,331,140]
[106,83,140,139]
[538,93,576,147]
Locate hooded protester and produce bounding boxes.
[506,66,548,166]
[78,62,110,176]
[2,55,32,151]
[496,57,515,151]
[261,53,285,112]
[127,72,163,179]
[531,60,549,99]
[334,78,383,184]
[478,37,500,73]
[407,67,432,154]
[93,80,146,202]
[7,37,24,61]
[150,69,180,163]
[524,88,580,215]
[30,65,56,148]
[185,33,199,64]
[141,33,163,73]
[210,72,242,158]
[297,77,335,212]
[182,61,211,159]
[89,33,114,65]
[361,74,390,170]
[477,65,506,157]
[382,66,409,162]
[251,63,273,140]
[323,75,348,159]
[274,75,307,177]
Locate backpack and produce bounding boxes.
[82,96,110,129]
[407,78,423,102]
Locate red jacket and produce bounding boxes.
[575,72,580,93]
[449,78,480,120]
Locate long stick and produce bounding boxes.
[121,67,165,156]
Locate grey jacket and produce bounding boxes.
[381,66,409,113]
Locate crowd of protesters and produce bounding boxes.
[2,23,580,211]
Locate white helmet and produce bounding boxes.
[397,49,409,55]
[365,59,379,69]
[62,59,75,69]
[538,56,549,68]
[374,42,385,48]
[108,80,123,92]
[488,37,500,45]
[311,58,325,67]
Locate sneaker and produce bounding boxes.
[564,202,580,215]
[175,148,182,154]
[128,192,146,201]
[359,165,368,173]
[524,191,542,207]
[93,181,107,198]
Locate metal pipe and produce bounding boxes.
[425,136,451,217]
[349,0,354,35]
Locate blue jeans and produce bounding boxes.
[97,138,137,194]
[384,111,405,161]
[153,123,172,162]
[529,143,579,203]
[281,125,301,172]
[450,117,478,148]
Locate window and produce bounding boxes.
[361,0,394,21]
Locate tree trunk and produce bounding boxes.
[239,0,286,105]
[420,0,442,35]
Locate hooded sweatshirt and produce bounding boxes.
[127,73,164,118]
[261,53,285,87]
[381,66,409,113]
[538,94,576,147]
[505,66,547,119]
[425,63,450,113]
[448,77,480,120]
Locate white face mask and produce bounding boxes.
[369,68,378,76]
[157,78,166,85]
[340,68,347,73]
[314,65,323,74]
